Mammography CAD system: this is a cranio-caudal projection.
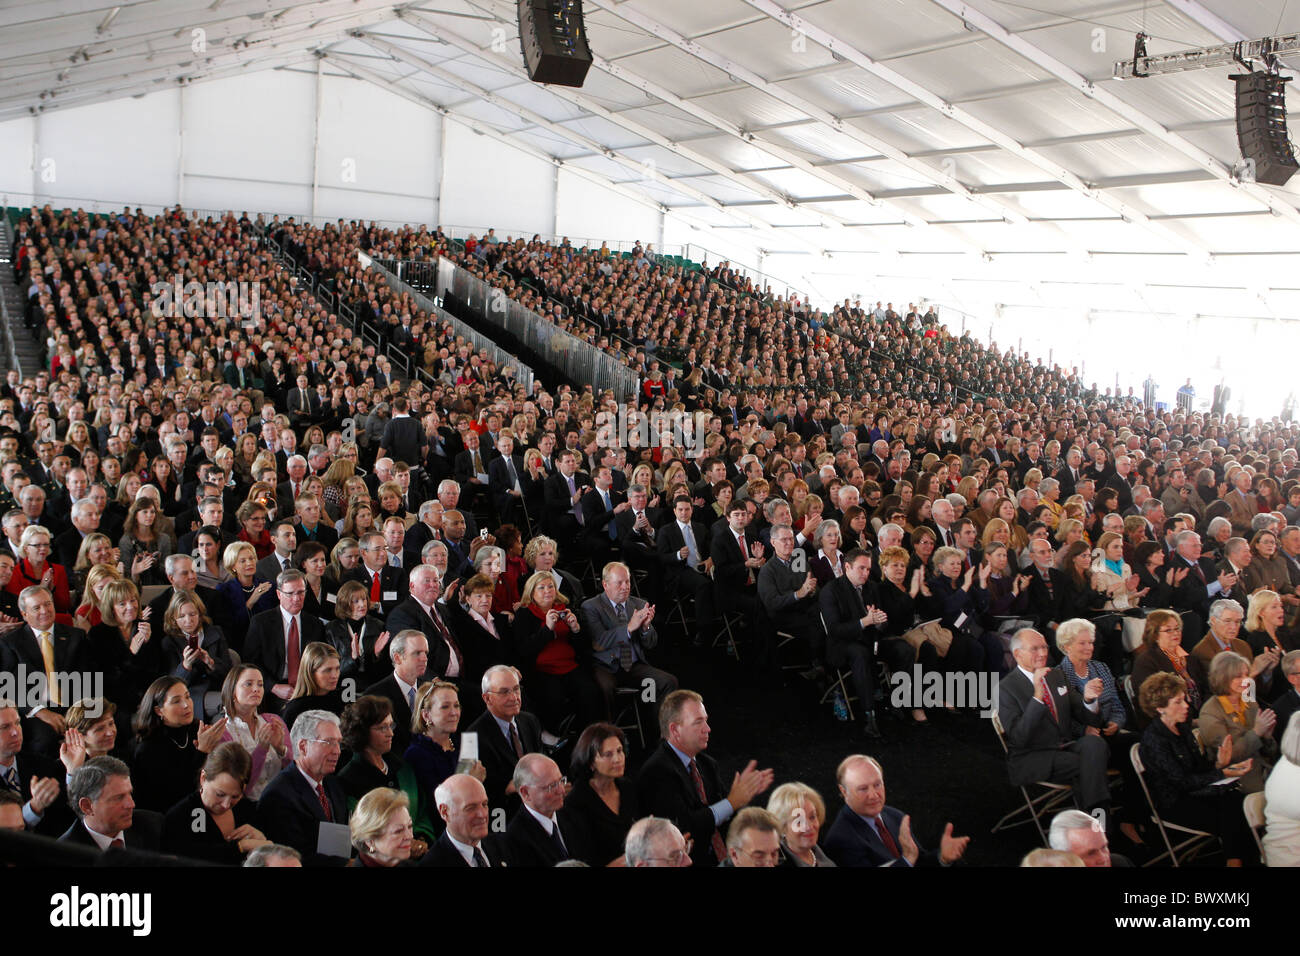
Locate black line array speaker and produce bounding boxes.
[518,0,592,88]
[1233,70,1298,186]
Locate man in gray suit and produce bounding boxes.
[580,561,678,721]
[757,524,825,675]
[998,628,1110,818]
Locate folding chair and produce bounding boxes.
[1129,742,1220,867]
[990,711,1075,845]
[708,566,742,660]
[816,614,856,720]
[612,686,647,750]
[1243,790,1267,865]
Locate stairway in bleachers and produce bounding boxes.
[0,218,40,376]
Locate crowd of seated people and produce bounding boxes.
[2,202,1300,868]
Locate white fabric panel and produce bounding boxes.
[31,89,181,210]
[555,169,662,247]
[182,70,315,212]
[439,119,555,235]
[0,116,34,205]
[315,73,440,225]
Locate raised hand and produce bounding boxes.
[196,717,228,754]
[897,814,920,866]
[1083,677,1104,703]
[725,759,775,809]
[59,727,87,773]
[1215,735,1235,770]
[938,822,970,865]
[1255,708,1277,738]
[374,631,391,656]
[28,776,60,815]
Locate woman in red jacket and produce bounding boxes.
[7,525,74,625]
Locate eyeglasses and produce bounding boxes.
[1158,625,1183,634]
[310,738,342,750]
[644,837,694,866]
[487,685,522,697]
[535,776,569,795]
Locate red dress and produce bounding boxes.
[8,559,74,626]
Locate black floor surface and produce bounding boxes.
[614,626,1215,868]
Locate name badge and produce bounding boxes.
[383,591,398,601]
[325,593,337,604]
[1056,685,1067,697]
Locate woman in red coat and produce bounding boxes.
[7,525,74,625]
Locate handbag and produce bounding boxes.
[901,618,954,658]
[1121,613,1150,653]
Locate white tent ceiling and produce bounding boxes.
[5,0,1300,265]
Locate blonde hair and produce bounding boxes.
[291,642,341,699]
[349,787,410,854]
[1246,589,1282,632]
[766,782,827,835]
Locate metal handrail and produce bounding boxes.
[364,256,535,394]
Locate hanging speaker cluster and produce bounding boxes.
[518,0,592,88]
[1232,70,1299,186]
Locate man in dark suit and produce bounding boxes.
[256,710,349,866]
[376,396,426,469]
[1023,538,1067,636]
[504,753,590,866]
[636,689,773,868]
[0,701,72,836]
[53,499,100,571]
[60,756,163,852]
[145,554,218,625]
[616,484,665,601]
[824,754,969,867]
[656,496,715,645]
[487,435,527,527]
[453,430,495,515]
[294,494,338,552]
[998,628,1110,816]
[362,630,433,754]
[340,532,407,618]
[1053,447,1084,500]
[255,520,298,583]
[1270,651,1300,733]
[385,566,463,685]
[542,450,589,548]
[708,499,764,622]
[1169,531,1237,643]
[579,466,627,570]
[1217,537,1253,609]
[466,664,541,816]
[420,773,510,867]
[820,550,907,740]
[0,585,89,757]
[242,570,325,707]
[285,373,321,426]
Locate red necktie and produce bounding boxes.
[286,616,300,683]
[429,605,463,674]
[1040,678,1058,722]
[109,837,124,849]
[316,783,333,822]
[688,758,727,863]
[370,570,382,605]
[509,722,524,759]
[874,818,900,859]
